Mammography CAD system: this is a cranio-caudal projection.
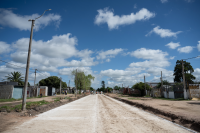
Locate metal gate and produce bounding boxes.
[173,85,184,99]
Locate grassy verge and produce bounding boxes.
[128,98,141,100]
[153,97,191,101]
[0,100,50,111]
[0,98,22,102]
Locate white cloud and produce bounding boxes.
[0,8,61,31]
[129,48,170,69]
[129,60,170,68]
[134,4,137,9]
[161,0,168,3]
[96,48,124,61]
[58,67,93,76]
[94,8,155,30]
[193,68,200,82]
[106,59,110,62]
[0,41,11,54]
[170,56,175,60]
[100,69,141,77]
[197,41,200,51]
[129,48,168,60]
[165,42,180,49]
[146,26,182,38]
[177,46,193,53]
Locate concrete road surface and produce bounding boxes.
[3,94,194,133]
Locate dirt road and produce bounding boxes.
[3,94,195,133]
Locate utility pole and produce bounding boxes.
[60,77,62,95]
[161,71,163,97]
[144,75,146,96]
[75,69,77,97]
[21,9,51,111]
[182,60,187,99]
[22,20,34,111]
[34,69,37,87]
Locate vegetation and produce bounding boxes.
[131,82,151,90]
[71,70,95,90]
[0,98,22,102]
[156,80,170,88]
[90,87,94,91]
[3,71,30,86]
[173,60,196,84]
[106,87,113,92]
[39,76,67,89]
[101,81,105,89]
[128,98,141,100]
[0,100,50,111]
[114,86,121,90]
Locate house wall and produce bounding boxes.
[169,92,174,99]
[13,86,23,99]
[40,86,48,96]
[0,85,13,99]
[164,92,167,98]
[37,88,40,96]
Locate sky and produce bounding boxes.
[0,0,200,89]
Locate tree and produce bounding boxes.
[174,60,196,84]
[114,86,120,90]
[4,71,24,85]
[4,71,31,86]
[132,82,151,90]
[101,81,105,89]
[90,87,94,91]
[39,76,67,89]
[106,87,113,93]
[71,70,95,90]
[156,80,170,88]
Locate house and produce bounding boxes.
[0,85,24,99]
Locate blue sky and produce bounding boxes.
[0,0,200,89]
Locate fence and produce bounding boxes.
[189,84,200,99]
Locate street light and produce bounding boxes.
[22,9,51,111]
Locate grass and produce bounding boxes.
[52,97,61,102]
[0,96,49,102]
[0,100,50,111]
[153,97,191,101]
[0,98,22,102]
[128,98,141,100]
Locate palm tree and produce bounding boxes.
[4,71,24,85]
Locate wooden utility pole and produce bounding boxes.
[75,69,77,97]
[60,77,62,95]
[144,75,146,96]
[161,71,163,97]
[34,69,37,87]
[182,60,187,99]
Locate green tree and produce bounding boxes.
[71,70,95,90]
[156,80,170,88]
[90,87,94,91]
[174,60,196,84]
[39,76,67,89]
[101,81,105,89]
[131,82,151,90]
[4,71,30,86]
[114,86,120,90]
[106,87,113,92]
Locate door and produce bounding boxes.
[173,85,184,99]
[13,87,23,99]
[40,89,45,96]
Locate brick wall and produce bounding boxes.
[0,85,13,99]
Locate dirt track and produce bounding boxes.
[2,94,195,133]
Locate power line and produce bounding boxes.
[0,59,35,72]
[182,55,200,60]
